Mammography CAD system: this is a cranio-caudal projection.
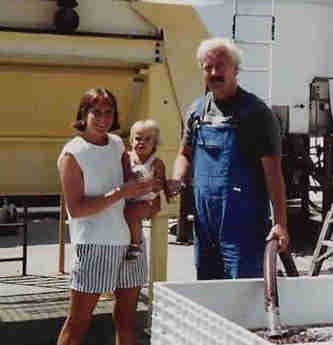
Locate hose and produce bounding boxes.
[263,239,299,337]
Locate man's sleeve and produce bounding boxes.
[181,114,194,147]
[256,106,282,157]
[181,101,200,147]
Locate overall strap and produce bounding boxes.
[190,96,206,128]
[187,96,206,146]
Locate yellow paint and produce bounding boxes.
[0,140,62,194]
[58,195,66,274]
[0,64,138,138]
[132,1,209,117]
[0,31,158,67]
[0,63,142,194]
[145,63,181,184]
[150,214,169,282]
[0,2,211,291]
[130,1,210,291]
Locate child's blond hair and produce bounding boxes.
[129,119,161,151]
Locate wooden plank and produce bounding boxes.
[58,195,66,274]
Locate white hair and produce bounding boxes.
[130,119,161,147]
[196,37,242,70]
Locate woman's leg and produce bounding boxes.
[57,290,100,345]
[113,287,141,345]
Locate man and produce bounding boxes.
[168,37,289,280]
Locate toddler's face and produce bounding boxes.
[132,128,156,158]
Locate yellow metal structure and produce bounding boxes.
[0,1,209,290]
[131,1,209,294]
[132,1,208,116]
[0,31,158,194]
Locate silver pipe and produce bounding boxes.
[264,239,283,337]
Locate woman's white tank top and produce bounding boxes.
[57,134,130,245]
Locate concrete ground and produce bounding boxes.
[0,216,196,345]
[1,213,333,345]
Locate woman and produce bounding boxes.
[56,88,162,345]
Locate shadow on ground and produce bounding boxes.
[0,218,69,248]
[0,311,149,345]
[0,276,150,345]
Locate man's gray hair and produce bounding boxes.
[196,37,242,69]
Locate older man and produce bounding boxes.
[168,37,289,280]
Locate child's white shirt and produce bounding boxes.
[130,153,159,201]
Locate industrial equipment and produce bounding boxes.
[274,77,333,221]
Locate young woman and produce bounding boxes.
[56,88,162,345]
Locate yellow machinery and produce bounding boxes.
[0,1,209,293]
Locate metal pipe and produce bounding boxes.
[264,239,283,337]
[264,240,298,337]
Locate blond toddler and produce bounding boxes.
[124,119,167,260]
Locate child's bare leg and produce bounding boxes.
[124,203,143,245]
[124,203,144,260]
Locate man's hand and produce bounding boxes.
[266,224,289,253]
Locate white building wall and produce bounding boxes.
[194,0,333,131]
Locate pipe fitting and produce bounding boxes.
[266,305,283,338]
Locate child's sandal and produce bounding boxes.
[126,244,142,261]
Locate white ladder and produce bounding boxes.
[309,204,333,276]
[232,0,275,107]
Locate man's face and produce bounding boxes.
[202,49,238,100]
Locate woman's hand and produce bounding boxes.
[120,177,163,200]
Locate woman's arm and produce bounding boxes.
[58,153,161,218]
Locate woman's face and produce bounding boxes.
[86,98,115,135]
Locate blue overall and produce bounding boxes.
[192,99,270,280]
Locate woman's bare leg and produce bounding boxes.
[113,287,141,345]
[57,290,100,345]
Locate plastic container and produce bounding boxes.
[151,276,333,345]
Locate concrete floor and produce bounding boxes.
[1,214,333,345]
[0,217,195,345]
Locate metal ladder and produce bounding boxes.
[308,204,333,276]
[232,0,275,107]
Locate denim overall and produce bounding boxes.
[192,98,270,280]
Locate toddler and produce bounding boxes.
[124,119,167,260]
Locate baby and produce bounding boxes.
[124,119,167,260]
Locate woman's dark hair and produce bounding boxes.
[73,88,120,132]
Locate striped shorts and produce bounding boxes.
[70,242,148,293]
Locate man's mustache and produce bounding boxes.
[209,77,225,83]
